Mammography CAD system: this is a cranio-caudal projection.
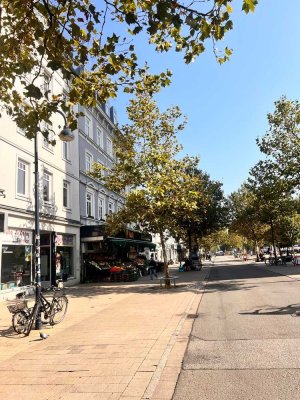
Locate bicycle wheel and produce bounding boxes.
[50,296,68,324]
[12,309,31,334]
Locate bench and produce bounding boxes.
[156,276,179,288]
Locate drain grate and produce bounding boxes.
[186,314,198,319]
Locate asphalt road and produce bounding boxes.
[173,256,300,400]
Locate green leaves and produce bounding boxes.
[0,0,259,139]
[242,0,258,13]
[25,84,43,100]
[91,77,202,242]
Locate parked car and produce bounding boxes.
[215,250,224,256]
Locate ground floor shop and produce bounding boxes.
[0,215,80,299]
[80,225,156,282]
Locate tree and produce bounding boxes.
[0,0,257,138]
[256,96,300,188]
[201,229,240,253]
[228,184,268,260]
[175,170,228,258]
[91,85,202,282]
[274,213,300,254]
[246,160,298,262]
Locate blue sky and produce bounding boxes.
[112,1,300,196]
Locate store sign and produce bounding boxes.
[55,234,74,246]
[2,229,32,244]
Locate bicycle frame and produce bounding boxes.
[12,285,67,336]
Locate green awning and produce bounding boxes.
[108,237,156,250]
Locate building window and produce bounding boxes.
[107,137,113,156]
[96,126,103,148]
[17,160,29,196]
[42,73,51,97]
[85,152,93,172]
[86,191,94,217]
[85,115,92,139]
[43,171,52,202]
[62,141,70,161]
[63,181,70,208]
[43,123,53,150]
[108,201,114,215]
[98,197,105,220]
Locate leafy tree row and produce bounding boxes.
[228,97,300,262]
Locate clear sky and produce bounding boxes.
[112,1,300,196]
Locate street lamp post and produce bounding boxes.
[34,114,74,330]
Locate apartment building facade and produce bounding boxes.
[0,71,81,298]
[78,103,125,263]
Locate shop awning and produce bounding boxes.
[108,237,156,250]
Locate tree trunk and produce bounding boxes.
[188,227,192,261]
[160,231,170,283]
[251,227,260,262]
[270,219,278,263]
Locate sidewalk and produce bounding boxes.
[0,266,210,400]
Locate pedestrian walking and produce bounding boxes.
[149,255,158,280]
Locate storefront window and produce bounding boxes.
[56,247,73,277]
[55,234,74,278]
[1,245,32,287]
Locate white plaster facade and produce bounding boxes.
[0,71,81,299]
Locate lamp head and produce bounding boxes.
[59,126,74,142]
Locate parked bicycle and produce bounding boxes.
[7,284,68,336]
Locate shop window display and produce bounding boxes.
[56,247,73,278]
[1,245,32,287]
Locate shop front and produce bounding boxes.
[54,233,75,284]
[0,229,77,294]
[41,232,76,286]
[81,225,156,282]
[0,229,33,290]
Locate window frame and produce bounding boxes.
[42,123,54,151]
[86,189,95,218]
[98,196,105,220]
[63,180,71,209]
[62,140,70,161]
[108,200,114,215]
[96,126,103,148]
[85,151,93,173]
[42,170,52,203]
[85,115,92,139]
[16,159,29,198]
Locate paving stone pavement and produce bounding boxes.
[0,266,210,400]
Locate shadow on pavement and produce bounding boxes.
[209,263,290,281]
[239,303,300,316]
[205,281,257,293]
[0,325,22,339]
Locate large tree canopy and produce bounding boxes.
[175,170,228,254]
[0,0,257,139]
[91,83,202,278]
[256,96,300,188]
